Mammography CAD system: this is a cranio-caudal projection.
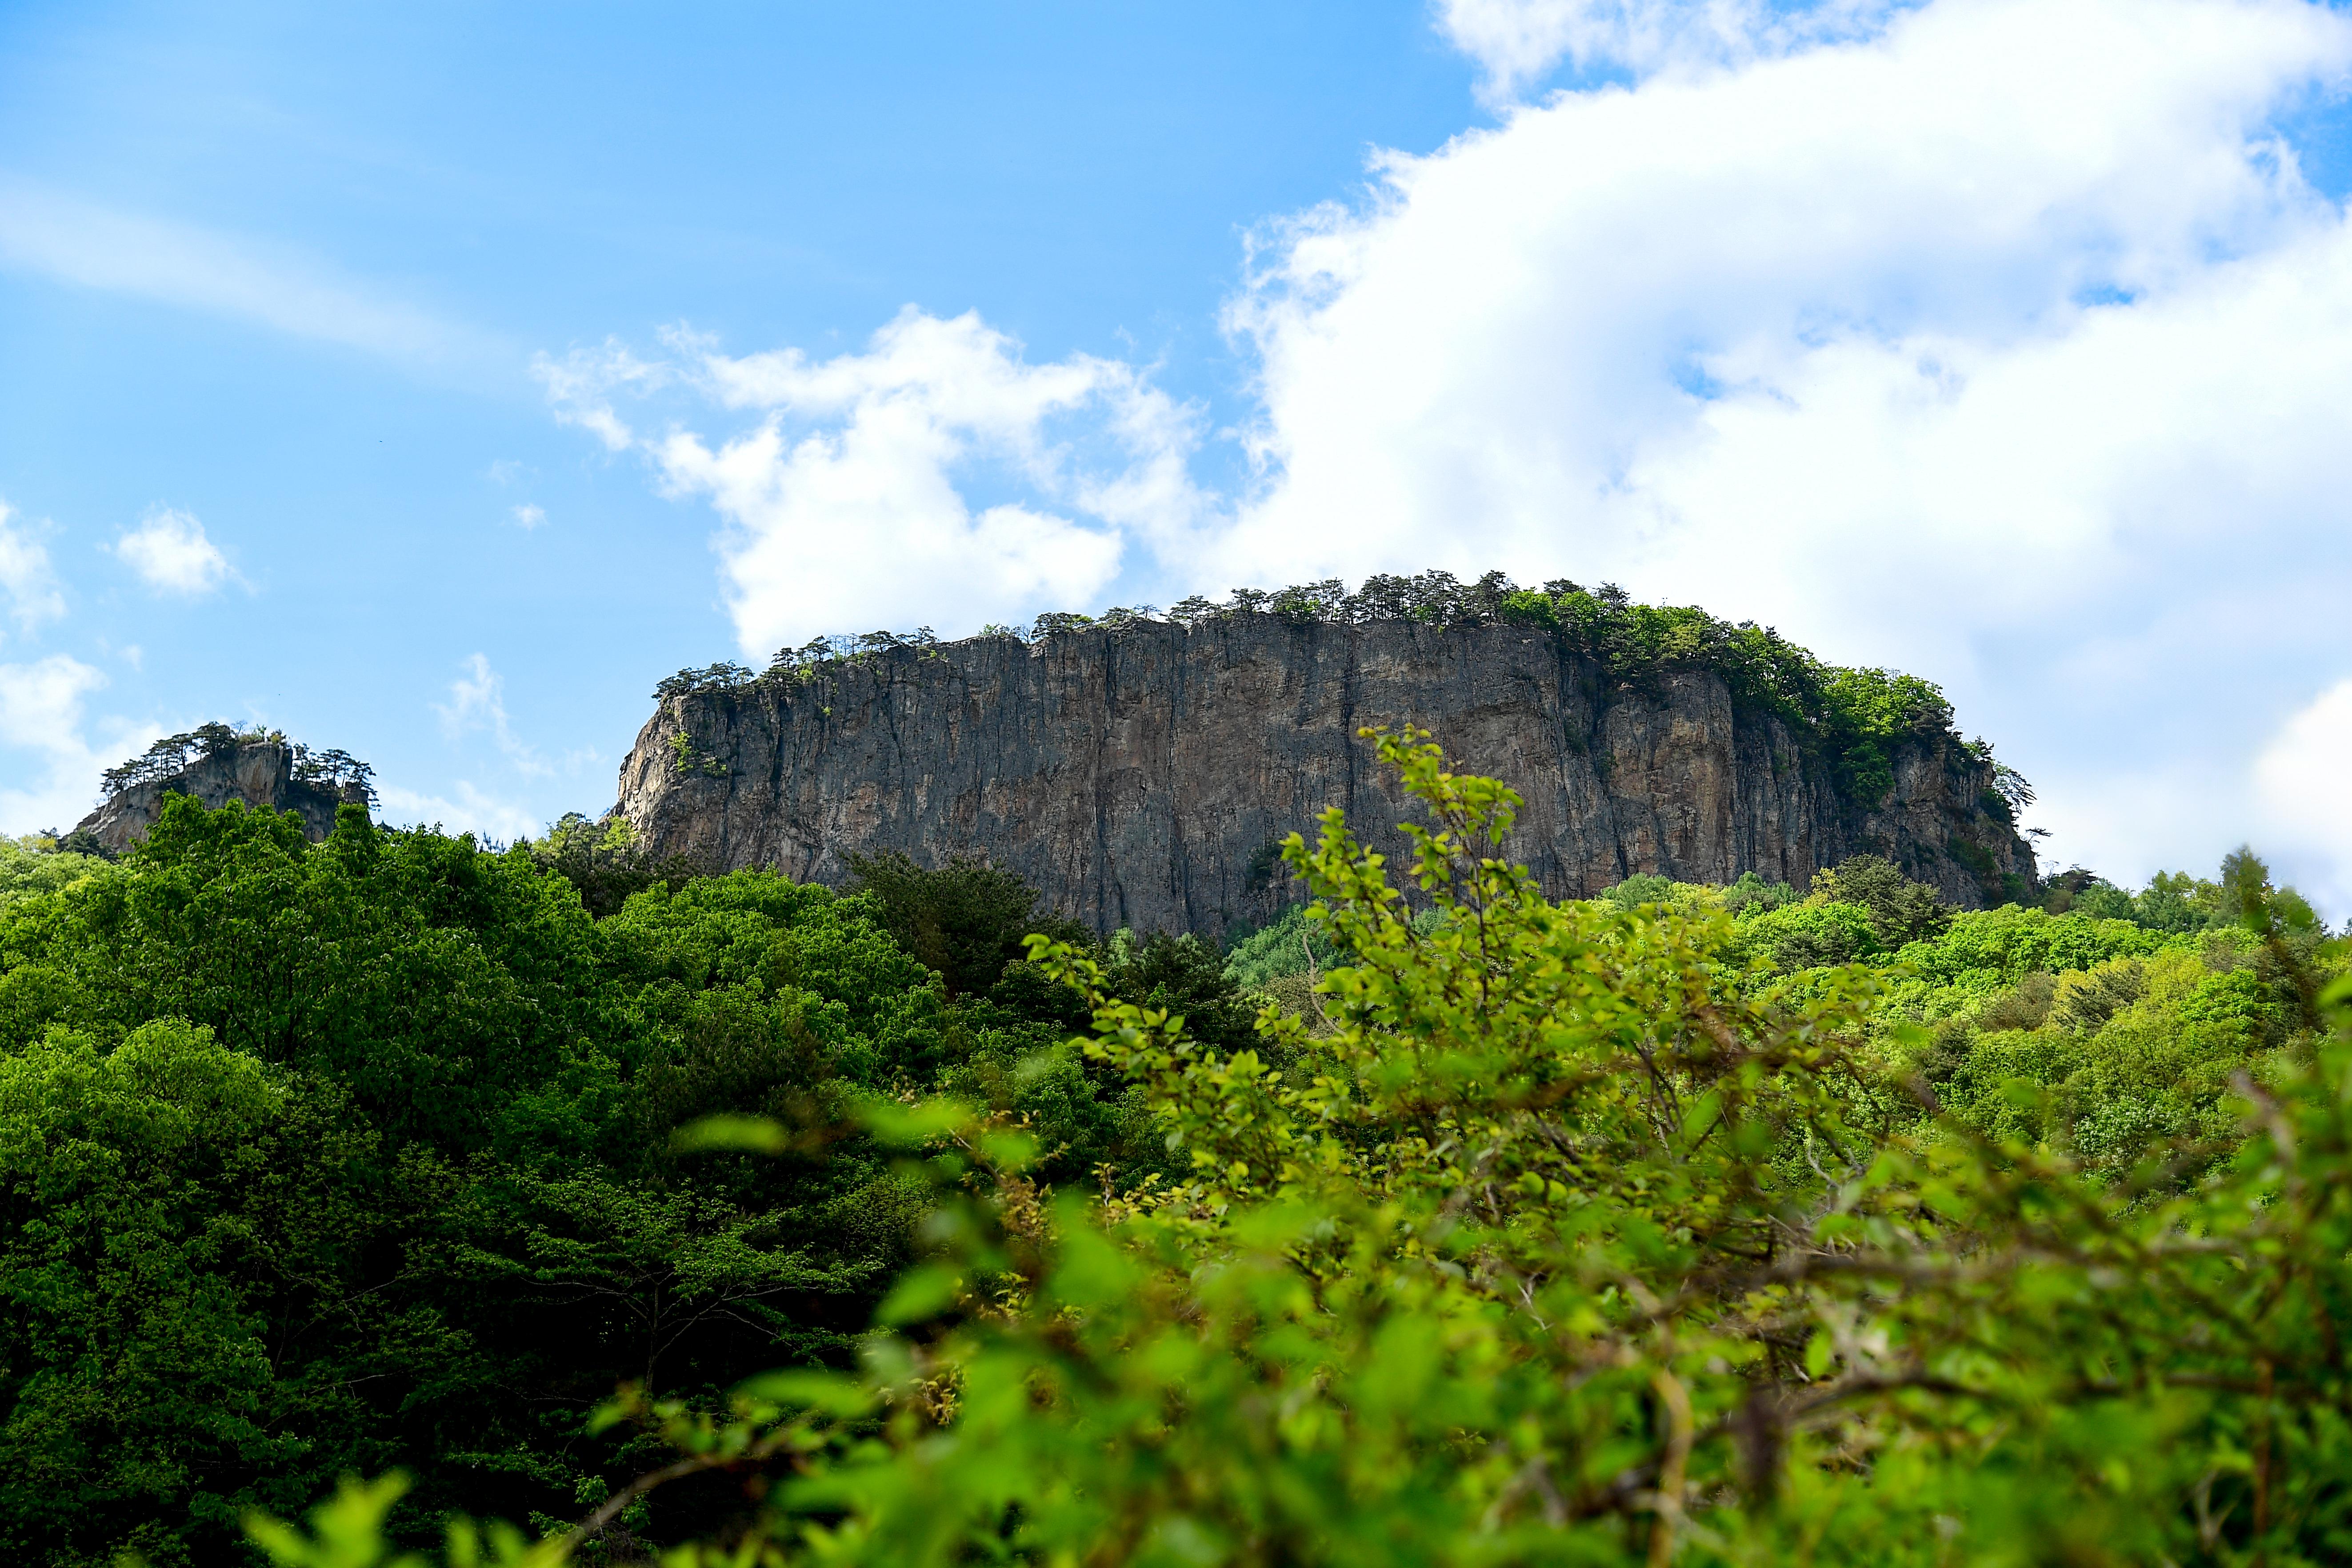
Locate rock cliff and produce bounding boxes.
[615,616,2036,935]
[75,740,371,855]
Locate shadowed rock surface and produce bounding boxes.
[75,740,371,854]
[616,616,2037,935]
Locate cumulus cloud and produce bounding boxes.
[0,501,66,635]
[2256,678,2352,909]
[112,508,236,596]
[511,504,546,530]
[0,654,153,835]
[542,309,1210,654]
[1218,0,2352,899]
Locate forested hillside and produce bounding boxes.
[0,733,2344,1565]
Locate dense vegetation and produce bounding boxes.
[0,811,1234,1565]
[2,731,2343,1564]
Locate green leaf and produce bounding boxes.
[668,1113,790,1155]
[858,1096,974,1148]
[736,1368,876,1417]
[876,1262,962,1326]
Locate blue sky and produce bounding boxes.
[4,0,2352,912]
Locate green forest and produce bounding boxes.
[2,730,2346,1566]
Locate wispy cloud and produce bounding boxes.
[373,779,541,844]
[1436,0,1906,103]
[110,508,238,596]
[535,338,669,452]
[0,178,496,368]
[511,504,546,530]
[435,652,592,779]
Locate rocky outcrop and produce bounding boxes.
[615,616,2036,935]
[75,741,370,855]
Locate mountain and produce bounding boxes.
[613,590,2036,934]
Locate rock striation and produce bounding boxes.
[615,616,2037,935]
[75,740,371,855]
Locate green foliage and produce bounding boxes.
[1220,903,1347,989]
[36,750,2352,1566]
[97,723,377,805]
[0,794,1127,1566]
[264,730,2344,1567]
[0,834,110,905]
[845,851,1087,1000]
[513,812,705,920]
[664,730,728,778]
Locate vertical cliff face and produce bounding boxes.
[74,741,369,854]
[615,616,2036,933]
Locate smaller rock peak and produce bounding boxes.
[75,724,376,856]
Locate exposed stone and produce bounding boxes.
[614,616,2037,934]
[75,741,370,855]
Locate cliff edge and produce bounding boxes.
[614,612,2036,934]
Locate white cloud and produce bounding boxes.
[0,501,65,635]
[0,180,490,368]
[111,508,236,596]
[2256,678,2352,909]
[543,309,1210,653]
[0,654,155,835]
[433,652,593,784]
[1436,0,1903,101]
[511,504,547,530]
[550,0,2352,913]
[435,652,554,775]
[373,779,541,844]
[537,338,668,452]
[1216,0,2352,902]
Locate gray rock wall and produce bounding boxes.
[615,616,2036,934]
